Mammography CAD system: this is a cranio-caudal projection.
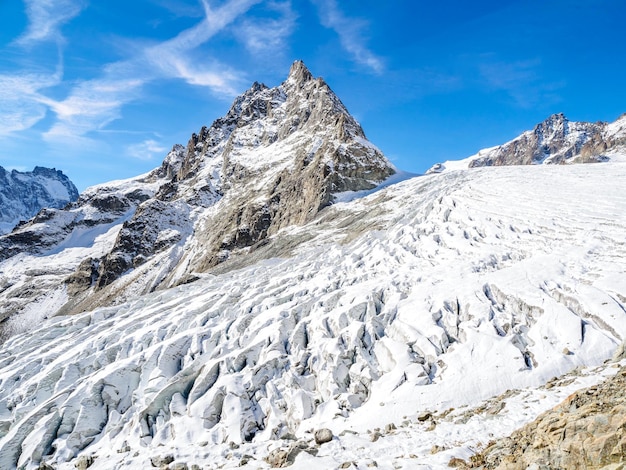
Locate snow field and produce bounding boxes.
[0,162,625,469]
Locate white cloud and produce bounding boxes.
[144,0,262,94]
[126,139,168,161]
[15,0,84,46]
[236,1,296,56]
[3,0,266,144]
[0,69,61,135]
[0,0,81,137]
[480,58,563,108]
[310,0,384,74]
[41,0,263,142]
[40,67,146,140]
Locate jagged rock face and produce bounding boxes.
[0,61,395,329]
[468,365,626,469]
[78,61,394,295]
[428,113,626,173]
[0,166,78,235]
[0,180,153,263]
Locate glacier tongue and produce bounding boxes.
[1,162,626,469]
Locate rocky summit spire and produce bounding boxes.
[286,59,313,86]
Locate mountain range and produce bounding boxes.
[0,62,624,470]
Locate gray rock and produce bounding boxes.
[314,428,333,445]
[468,366,626,469]
[74,455,95,469]
[265,441,313,468]
[151,455,175,468]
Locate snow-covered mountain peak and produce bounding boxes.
[428,112,626,173]
[285,59,314,87]
[0,62,395,335]
[0,165,79,235]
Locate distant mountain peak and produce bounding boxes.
[428,112,626,173]
[287,59,314,85]
[0,165,79,235]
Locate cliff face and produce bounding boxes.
[0,61,395,328]
[0,166,78,235]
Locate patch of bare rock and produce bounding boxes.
[456,365,626,469]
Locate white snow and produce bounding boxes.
[38,178,70,202]
[0,160,625,469]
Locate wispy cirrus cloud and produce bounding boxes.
[0,68,62,135]
[235,1,296,57]
[40,72,145,141]
[126,139,168,161]
[40,0,262,143]
[480,58,564,108]
[144,0,262,94]
[15,0,84,46]
[0,0,80,136]
[310,0,383,74]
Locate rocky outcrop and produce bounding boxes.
[428,113,626,173]
[0,166,78,235]
[466,365,626,469]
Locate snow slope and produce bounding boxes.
[0,161,625,469]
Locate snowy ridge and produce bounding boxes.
[0,161,625,469]
[0,166,78,235]
[428,112,626,173]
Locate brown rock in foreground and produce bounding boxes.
[464,366,626,469]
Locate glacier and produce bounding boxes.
[0,161,625,469]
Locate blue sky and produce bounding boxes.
[1,0,625,191]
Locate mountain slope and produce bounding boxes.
[0,161,624,469]
[428,112,626,173]
[0,61,395,338]
[0,166,78,235]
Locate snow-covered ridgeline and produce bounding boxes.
[0,161,625,469]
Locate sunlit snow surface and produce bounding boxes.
[1,162,626,469]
